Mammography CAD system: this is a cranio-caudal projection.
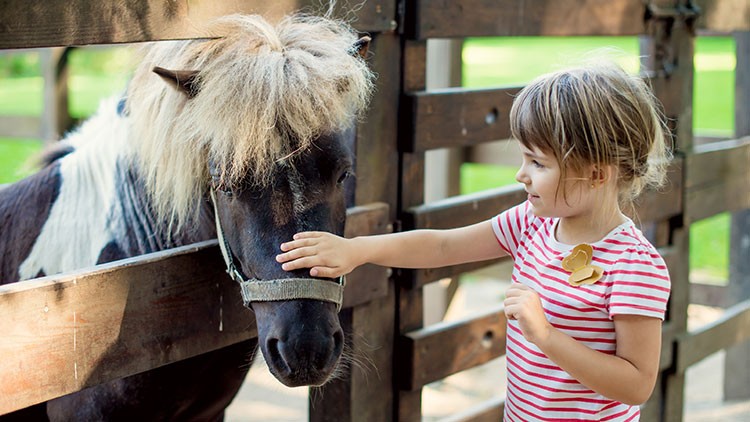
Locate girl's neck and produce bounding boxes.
[556,203,627,246]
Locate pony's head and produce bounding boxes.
[126,14,374,386]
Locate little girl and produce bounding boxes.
[277,62,672,421]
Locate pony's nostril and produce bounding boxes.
[314,329,344,371]
[332,329,344,356]
[266,338,288,372]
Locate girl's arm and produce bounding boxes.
[277,220,506,278]
[504,284,661,405]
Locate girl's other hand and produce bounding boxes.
[504,283,552,345]
[277,231,357,278]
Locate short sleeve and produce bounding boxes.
[607,244,671,320]
[490,201,532,259]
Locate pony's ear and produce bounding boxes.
[349,36,371,59]
[153,66,200,98]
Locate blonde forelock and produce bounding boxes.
[126,14,374,229]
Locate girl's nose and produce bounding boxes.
[515,166,528,184]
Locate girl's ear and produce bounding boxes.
[589,165,612,187]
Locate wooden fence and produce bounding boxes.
[1,1,750,421]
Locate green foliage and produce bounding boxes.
[690,213,730,281]
[0,52,40,78]
[0,138,43,184]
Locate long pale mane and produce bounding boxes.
[126,14,374,228]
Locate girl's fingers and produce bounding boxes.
[276,246,317,263]
[293,231,324,240]
[310,266,340,278]
[280,256,324,271]
[280,238,317,252]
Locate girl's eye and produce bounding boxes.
[532,160,544,169]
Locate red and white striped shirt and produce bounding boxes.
[492,201,670,421]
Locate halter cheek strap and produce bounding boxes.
[209,188,345,312]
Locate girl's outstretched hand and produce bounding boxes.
[277,231,359,278]
[503,283,552,346]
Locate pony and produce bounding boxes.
[0,13,373,420]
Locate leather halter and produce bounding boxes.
[209,188,345,311]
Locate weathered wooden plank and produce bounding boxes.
[631,157,684,224]
[403,40,427,95]
[659,321,677,371]
[684,137,750,223]
[0,115,41,139]
[400,257,509,290]
[439,396,505,422]
[40,47,71,141]
[342,202,392,309]
[0,241,256,415]
[405,184,526,230]
[694,0,750,32]
[691,282,730,308]
[399,305,507,391]
[406,0,647,39]
[402,87,520,153]
[354,33,401,218]
[0,0,395,50]
[676,299,750,373]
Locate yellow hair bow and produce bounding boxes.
[561,244,603,286]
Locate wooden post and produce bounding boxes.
[423,38,463,326]
[641,1,696,420]
[724,30,750,402]
[40,47,72,142]
[396,36,428,422]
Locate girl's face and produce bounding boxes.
[515,144,597,218]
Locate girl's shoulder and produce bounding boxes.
[598,221,667,271]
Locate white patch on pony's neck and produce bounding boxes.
[19,97,131,280]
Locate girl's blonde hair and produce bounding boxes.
[510,62,672,209]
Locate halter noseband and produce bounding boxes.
[209,188,345,312]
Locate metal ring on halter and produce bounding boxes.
[209,188,346,312]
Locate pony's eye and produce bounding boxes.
[336,170,352,185]
[211,177,234,197]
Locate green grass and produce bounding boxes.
[0,138,43,183]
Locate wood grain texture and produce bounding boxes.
[407,0,647,39]
[404,184,526,230]
[676,299,750,373]
[695,0,750,32]
[0,241,256,414]
[630,157,684,224]
[403,87,520,152]
[343,203,392,309]
[399,304,507,390]
[355,33,401,220]
[0,0,394,49]
[684,137,750,224]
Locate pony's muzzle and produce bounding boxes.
[256,299,345,387]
